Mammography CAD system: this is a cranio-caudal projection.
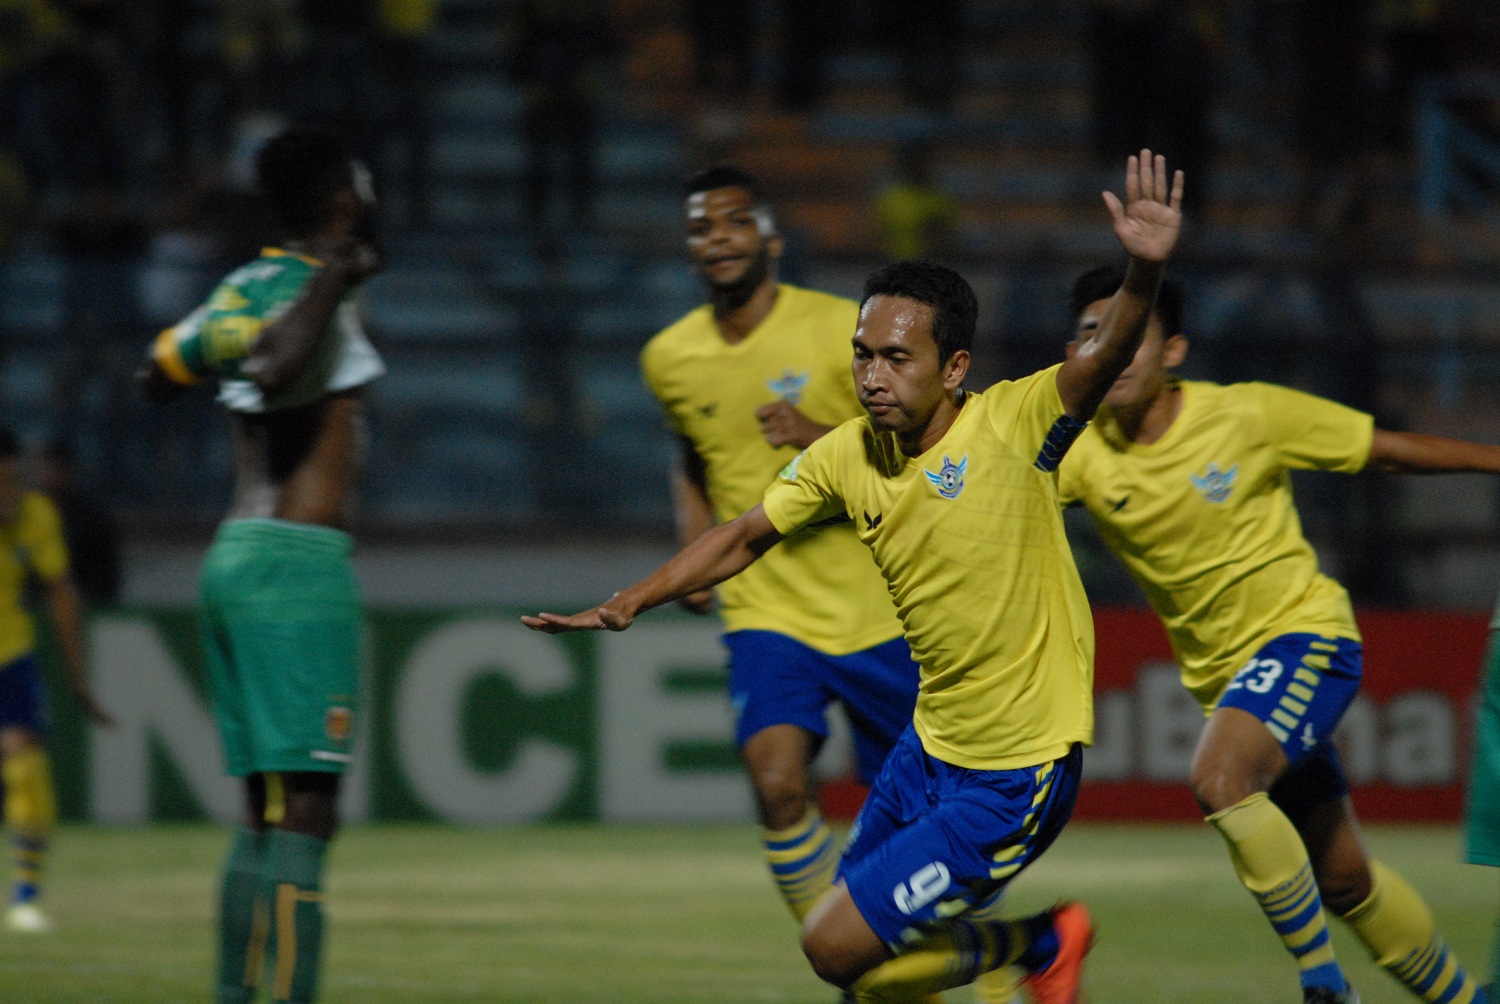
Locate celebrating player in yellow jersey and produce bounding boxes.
[641,165,926,940]
[1059,266,1500,1004]
[0,425,112,933]
[528,151,1185,1004]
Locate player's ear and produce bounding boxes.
[765,233,784,261]
[942,349,970,390]
[1163,333,1189,369]
[1064,339,1079,360]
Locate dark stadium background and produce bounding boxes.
[2,0,1499,826]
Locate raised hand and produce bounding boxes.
[755,400,828,449]
[1102,149,1185,264]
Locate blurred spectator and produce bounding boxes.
[292,0,380,166]
[874,141,956,259]
[504,0,616,232]
[684,0,753,102]
[775,0,834,112]
[1376,0,1450,152]
[1088,0,1216,211]
[877,0,961,112]
[30,440,120,607]
[50,180,148,451]
[1290,0,1378,237]
[376,0,436,224]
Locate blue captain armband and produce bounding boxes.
[1034,414,1089,472]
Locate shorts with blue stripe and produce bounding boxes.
[838,725,1082,950]
[724,629,920,785]
[1215,633,1361,767]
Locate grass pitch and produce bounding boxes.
[1,822,1491,1003]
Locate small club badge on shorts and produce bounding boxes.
[325,705,354,745]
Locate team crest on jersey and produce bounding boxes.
[766,369,810,404]
[324,705,354,744]
[1190,463,1238,503]
[923,454,967,499]
[779,453,804,481]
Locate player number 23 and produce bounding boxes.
[1227,657,1284,695]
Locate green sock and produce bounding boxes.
[217,827,266,1004]
[261,829,328,1004]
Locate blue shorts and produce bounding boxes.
[0,653,49,734]
[838,726,1082,950]
[1216,633,1362,766]
[724,630,920,784]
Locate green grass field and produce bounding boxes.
[1,823,1491,1003]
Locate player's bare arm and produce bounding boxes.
[754,400,834,450]
[1056,149,1185,420]
[523,505,784,633]
[44,573,111,727]
[1367,429,1500,474]
[671,436,717,614]
[243,238,380,395]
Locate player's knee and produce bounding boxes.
[1319,861,1373,916]
[277,773,341,841]
[800,924,866,989]
[753,777,811,830]
[1189,764,1262,814]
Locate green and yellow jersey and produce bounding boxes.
[152,247,384,413]
[761,364,1094,771]
[0,491,69,667]
[641,284,904,656]
[1058,380,1375,710]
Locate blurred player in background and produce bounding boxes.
[0,424,112,933]
[138,127,383,1004]
[531,151,1184,1004]
[641,165,942,989]
[1060,266,1499,1004]
[1466,597,1500,994]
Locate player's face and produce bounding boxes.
[1074,296,1181,409]
[685,187,781,294]
[0,458,20,526]
[853,295,965,435]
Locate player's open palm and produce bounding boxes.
[523,596,635,634]
[1104,149,1185,264]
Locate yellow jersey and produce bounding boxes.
[641,284,904,655]
[0,491,69,667]
[1058,380,1374,710]
[762,364,1094,770]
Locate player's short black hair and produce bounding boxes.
[684,164,768,204]
[1069,265,1184,338]
[861,259,977,364]
[0,425,19,460]
[255,127,355,237]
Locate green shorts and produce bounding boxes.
[199,519,361,777]
[1466,616,1500,866]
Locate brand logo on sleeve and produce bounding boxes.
[862,511,883,531]
[923,454,967,499]
[1190,463,1238,503]
[766,370,810,404]
[778,453,804,481]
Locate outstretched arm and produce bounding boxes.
[1368,429,1500,474]
[1056,150,1185,420]
[522,504,784,633]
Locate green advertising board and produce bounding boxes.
[43,609,757,824]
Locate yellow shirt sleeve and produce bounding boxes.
[760,424,853,536]
[19,492,69,582]
[982,363,1070,467]
[1248,382,1374,473]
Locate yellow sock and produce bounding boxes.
[1207,793,1344,988]
[3,747,57,902]
[967,895,1024,1004]
[1341,860,1485,1004]
[761,809,838,922]
[851,912,1057,1003]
